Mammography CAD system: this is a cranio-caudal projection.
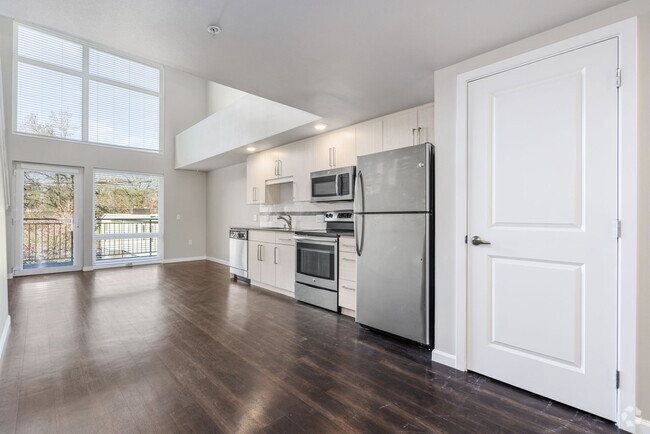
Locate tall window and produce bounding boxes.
[93,171,163,264]
[14,23,162,152]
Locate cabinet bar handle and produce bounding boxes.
[342,244,355,249]
[274,247,278,264]
[332,147,336,167]
[278,238,292,241]
[417,127,422,144]
[412,128,417,146]
[341,285,355,290]
[328,147,332,167]
[278,159,282,176]
[342,258,355,262]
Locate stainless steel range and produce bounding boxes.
[293,211,353,312]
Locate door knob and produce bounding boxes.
[471,236,491,246]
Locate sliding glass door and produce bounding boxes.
[14,163,83,275]
[93,170,163,265]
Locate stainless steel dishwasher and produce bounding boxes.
[229,229,248,280]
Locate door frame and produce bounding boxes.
[453,19,637,429]
[13,162,84,276]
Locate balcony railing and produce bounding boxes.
[23,218,73,267]
[95,217,159,261]
[23,217,160,267]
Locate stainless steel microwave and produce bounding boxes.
[310,166,355,202]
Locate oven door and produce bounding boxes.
[295,236,338,291]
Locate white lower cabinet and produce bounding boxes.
[248,231,295,295]
[338,236,357,316]
[274,244,295,292]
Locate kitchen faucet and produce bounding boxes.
[277,215,292,229]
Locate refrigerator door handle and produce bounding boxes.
[354,171,364,256]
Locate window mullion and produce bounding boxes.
[82,46,89,142]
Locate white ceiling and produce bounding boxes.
[0,0,625,133]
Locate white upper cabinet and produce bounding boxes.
[288,138,313,202]
[382,108,418,151]
[246,152,272,204]
[268,145,294,179]
[417,104,434,144]
[381,103,434,152]
[355,119,383,157]
[246,103,432,204]
[313,127,356,171]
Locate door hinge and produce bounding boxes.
[616,220,622,238]
[616,68,622,88]
[464,235,468,244]
[616,370,621,389]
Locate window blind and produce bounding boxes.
[15,24,162,152]
[16,62,83,140]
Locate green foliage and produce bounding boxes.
[23,171,74,218]
[94,174,159,221]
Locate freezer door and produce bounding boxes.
[356,143,432,213]
[356,213,432,345]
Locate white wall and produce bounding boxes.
[0,143,8,355]
[207,82,248,115]
[0,16,208,268]
[433,0,650,419]
[206,162,257,262]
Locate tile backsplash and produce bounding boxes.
[258,200,353,230]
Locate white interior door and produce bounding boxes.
[467,38,618,420]
[14,163,83,276]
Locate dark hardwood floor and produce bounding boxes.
[0,261,618,433]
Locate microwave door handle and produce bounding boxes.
[335,174,341,196]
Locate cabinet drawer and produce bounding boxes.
[339,252,356,282]
[249,230,276,243]
[275,232,295,246]
[339,236,356,253]
[338,279,356,310]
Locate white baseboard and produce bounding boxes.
[340,307,356,318]
[636,417,650,434]
[163,256,207,264]
[431,349,457,368]
[82,266,94,272]
[0,315,11,360]
[250,279,294,299]
[206,257,229,266]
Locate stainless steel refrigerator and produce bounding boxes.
[354,142,434,347]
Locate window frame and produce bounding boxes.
[92,168,164,266]
[12,21,165,153]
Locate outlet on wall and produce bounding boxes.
[176,214,181,220]
[188,239,193,245]
[253,214,258,222]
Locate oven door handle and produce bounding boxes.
[294,236,338,245]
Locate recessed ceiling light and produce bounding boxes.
[246,147,256,152]
[314,123,327,130]
[207,25,222,36]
